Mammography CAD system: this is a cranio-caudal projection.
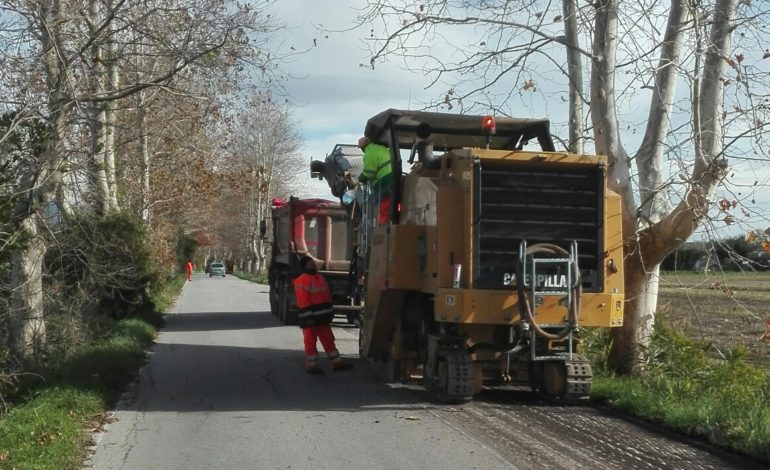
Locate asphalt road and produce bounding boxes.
[86,274,764,470]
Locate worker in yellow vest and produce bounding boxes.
[357,136,392,225]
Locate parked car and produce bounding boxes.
[209,262,226,277]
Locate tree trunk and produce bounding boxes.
[89,0,110,215]
[9,95,70,358]
[8,215,46,360]
[8,0,72,359]
[590,0,635,219]
[104,98,119,212]
[104,20,120,213]
[247,182,259,274]
[139,98,151,223]
[607,0,738,373]
[609,242,660,373]
[257,167,273,275]
[563,0,583,154]
[91,102,110,215]
[635,0,689,225]
[591,0,651,373]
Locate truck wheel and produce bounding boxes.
[278,279,288,323]
[358,321,365,359]
[283,292,298,326]
[278,278,298,325]
[269,283,279,316]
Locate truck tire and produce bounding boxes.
[269,284,279,316]
[283,288,299,326]
[278,278,299,326]
[278,278,288,323]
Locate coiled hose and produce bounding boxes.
[515,243,581,341]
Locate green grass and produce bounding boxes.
[0,387,102,469]
[234,270,269,284]
[0,277,185,469]
[587,323,770,464]
[147,275,187,323]
[0,319,155,469]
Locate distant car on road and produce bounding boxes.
[209,262,226,277]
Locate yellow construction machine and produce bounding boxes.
[357,109,624,403]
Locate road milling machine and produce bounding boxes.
[357,109,625,403]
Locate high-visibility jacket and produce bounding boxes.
[293,272,334,328]
[360,143,392,198]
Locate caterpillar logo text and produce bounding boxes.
[502,273,568,289]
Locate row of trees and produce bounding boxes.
[0,1,305,364]
[356,0,770,371]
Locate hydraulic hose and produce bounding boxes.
[467,341,527,355]
[467,325,526,355]
[515,243,582,341]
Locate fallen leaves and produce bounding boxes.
[708,281,734,296]
[760,319,770,342]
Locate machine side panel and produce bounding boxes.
[362,226,395,358]
[423,227,439,290]
[434,288,624,327]
[604,191,625,326]
[436,181,466,288]
[386,224,425,290]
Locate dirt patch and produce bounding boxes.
[659,271,770,369]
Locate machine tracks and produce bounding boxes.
[431,390,763,470]
[425,350,474,404]
[534,353,593,403]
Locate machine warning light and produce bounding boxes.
[481,115,496,134]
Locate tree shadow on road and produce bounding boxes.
[161,311,282,332]
[116,340,436,415]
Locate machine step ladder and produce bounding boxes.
[518,240,580,362]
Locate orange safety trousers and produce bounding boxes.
[302,324,341,366]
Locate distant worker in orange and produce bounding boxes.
[293,256,353,374]
[186,260,193,282]
[358,136,392,225]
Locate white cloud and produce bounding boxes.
[271,0,770,236]
[270,0,440,197]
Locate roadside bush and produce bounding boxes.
[46,213,159,323]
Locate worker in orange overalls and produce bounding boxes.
[293,256,353,374]
[186,260,193,281]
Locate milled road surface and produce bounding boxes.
[87,275,763,470]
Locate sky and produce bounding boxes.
[271,0,438,198]
[270,1,770,240]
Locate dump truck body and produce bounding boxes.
[268,197,359,325]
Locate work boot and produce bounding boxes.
[306,365,324,375]
[332,362,353,372]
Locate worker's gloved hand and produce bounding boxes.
[342,190,355,205]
